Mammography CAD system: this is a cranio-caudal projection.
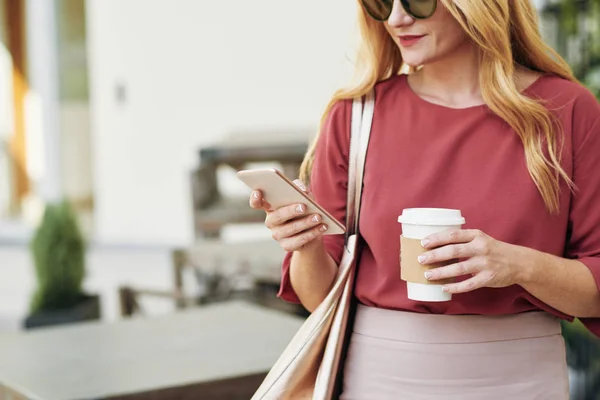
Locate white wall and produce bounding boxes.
[86,0,358,246]
[60,102,93,203]
[25,0,63,203]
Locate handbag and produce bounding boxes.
[251,88,376,400]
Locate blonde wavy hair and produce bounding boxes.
[299,0,577,214]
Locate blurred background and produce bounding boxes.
[0,0,599,399]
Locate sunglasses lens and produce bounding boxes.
[401,0,437,19]
[361,0,394,21]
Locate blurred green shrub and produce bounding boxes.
[29,200,86,313]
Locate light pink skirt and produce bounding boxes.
[340,304,569,400]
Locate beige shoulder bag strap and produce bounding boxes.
[347,87,375,236]
[251,88,376,400]
[313,89,375,399]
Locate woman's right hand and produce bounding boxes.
[249,180,329,252]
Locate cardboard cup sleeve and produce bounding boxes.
[400,235,455,285]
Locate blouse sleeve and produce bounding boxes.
[277,100,351,303]
[564,88,600,335]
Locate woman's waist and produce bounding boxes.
[353,303,561,344]
[354,276,562,318]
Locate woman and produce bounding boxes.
[249,0,600,398]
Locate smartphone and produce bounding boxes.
[237,168,346,235]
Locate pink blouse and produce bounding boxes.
[278,74,600,335]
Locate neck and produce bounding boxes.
[409,41,484,108]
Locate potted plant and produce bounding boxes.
[23,200,100,329]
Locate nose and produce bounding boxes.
[387,0,414,27]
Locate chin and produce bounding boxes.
[399,50,429,67]
[402,60,421,68]
[401,57,427,68]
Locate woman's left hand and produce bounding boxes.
[419,229,528,294]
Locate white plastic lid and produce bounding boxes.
[398,208,465,226]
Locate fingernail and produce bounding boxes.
[418,255,427,264]
[424,271,433,280]
[293,179,306,191]
[442,286,449,292]
[296,204,305,214]
[312,215,320,223]
[252,191,259,199]
[319,225,328,232]
[421,239,430,247]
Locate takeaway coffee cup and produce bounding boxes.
[398,208,466,302]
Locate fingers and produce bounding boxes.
[440,273,488,294]
[279,224,329,252]
[424,258,481,281]
[249,179,309,211]
[422,229,482,249]
[293,179,307,192]
[265,203,308,229]
[249,190,272,211]
[249,178,326,252]
[419,242,477,265]
[271,213,325,241]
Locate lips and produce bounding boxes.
[398,34,426,47]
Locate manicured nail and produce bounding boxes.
[293,179,306,191]
[296,204,306,214]
[319,225,328,232]
[252,191,259,199]
[424,271,433,280]
[418,255,427,264]
[312,215,321,223]
[421,239,430,248]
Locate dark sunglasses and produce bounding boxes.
[361,0,437,21]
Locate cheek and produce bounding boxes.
[384,23,396,41]
[385,27,401,47]
[432,27,469,53]
[426,7,470,54]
